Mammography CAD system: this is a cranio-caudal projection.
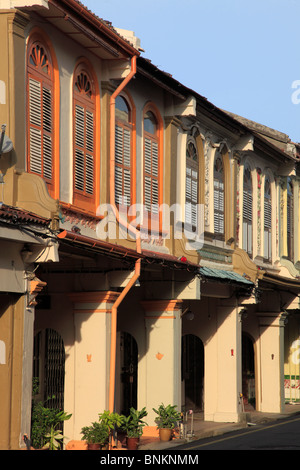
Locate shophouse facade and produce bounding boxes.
[0,0,300,450]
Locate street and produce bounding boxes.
[173,415,300,450]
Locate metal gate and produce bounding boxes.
[33,328,65,410]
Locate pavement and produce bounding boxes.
[137,403,300,450]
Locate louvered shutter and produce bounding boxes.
[75,105,85,192]
[185,165,198,228]
[243,190,253,223]
[29,78,53,180]
[144,137,159,214]
[115,124,131,206]
[287,187,294,260]
[85,110,94,195]
[214,179,224,234]
[243,189,253,254]
[264,198,272,259]
[42,87,52,180]
[74,104,94,196]
[144,137,152,213]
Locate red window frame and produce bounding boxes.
[27,37,55,196]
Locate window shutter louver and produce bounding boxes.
[29,128,42,174]
[242,166,253,256]
[29,78,41,127]
[115,124,131,206]
[74,103,94,196]
[185,160,199,228]
[85,153,94,195]
[243,190,253,223]
[42,87,52,133]
[29,78,53,180]
[43,135,52,179]
[144,137,159,214]
[214,179,224,234]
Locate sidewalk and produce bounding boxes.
[138,403,300,450]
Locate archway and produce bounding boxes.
[119,332,138,415]
[242,333,255,410]
[181,334,204,412]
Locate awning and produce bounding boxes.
[199,267,254,287]
[259,272,300,290]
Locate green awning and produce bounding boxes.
[199,267,254,286]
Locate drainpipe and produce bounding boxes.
[108,55,141,413]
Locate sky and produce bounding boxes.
[83,0,300,143]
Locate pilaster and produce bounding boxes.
[140,299,183,426]
[66,291,119,440]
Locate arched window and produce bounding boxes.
[214,153,225,235]
[115,95,133,207]
[73,63,96,210]
[27,37,55,195]
[243,165,253,257]
[287,177,294,261]
[185,140,199,229]
[264,176,272,261]
[143,109,160,217]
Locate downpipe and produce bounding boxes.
[108,55,141,413]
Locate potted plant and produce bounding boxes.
[98,410,124,449]
[121,407,148,450]
[81,421,110,450]
[153,403,181,442]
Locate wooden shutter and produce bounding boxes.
[144,137,159,214]
[264,198,272,259]
[287,179,294,260]
[28,77,53,180]
[74,105,94,196]
[27,40,54,187]
[214,179,224,234]
[186,157,199,228]
[115,124,131,206]
[73,67,95,207]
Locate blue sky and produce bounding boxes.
[83,0,300,142]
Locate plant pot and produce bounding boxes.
[126,437,139,450]
[88,443,101,450]
[159,428,172,442]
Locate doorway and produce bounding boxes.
[119,332,138,415]
[33,328,65,409]
[181,334,204,412]
[242,333,255,409]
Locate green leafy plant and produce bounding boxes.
[30,380,71,450]
[152,403,181,429]
[81,421,110,445]
[98,410,124,433]
[31,403,71,449]
[44,410,71,450]
[121,407,148,438]
[44,427,65,450]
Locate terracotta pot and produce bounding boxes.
[126,437,139,450]
[88,443,101,450]
[159,428,172,441]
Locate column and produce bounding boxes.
[67,291,119,440]
[205,303,243,423]
[258,313,286,413]
[141,299,183,427]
